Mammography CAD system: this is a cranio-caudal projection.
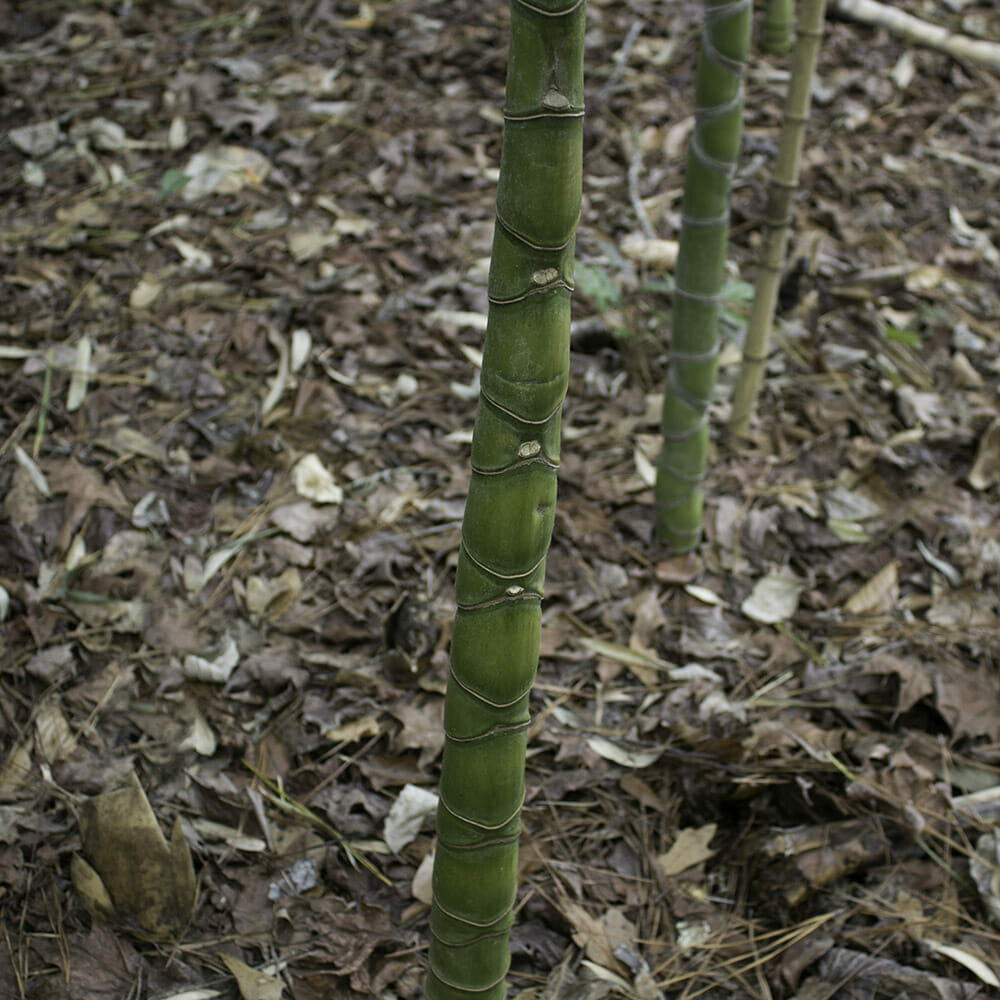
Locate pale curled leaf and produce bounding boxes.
[322,712,381,743]
[170,235,213,271]
[823,485,883,521]
[969,418,1000,490]
[384,784,438,853]
[288,230,340,262]
[684,584,726,606]
[66,335,92,412]
[181,145,272,201]
[633,444,656,487]
[292,453,343,504]
[620,233,679,270]
[428,309,488,332]
[921,939,1000,987]
[741,570,803,624]
[261,329,289,416]
[827,518,871,543]
[290,328,312,372]
[35,695,76,764]
[412,847,434,904]
[245,568,302,621]
[191,818,266,852]
[586,736,661,769]
[14,446,51,497]
[562,903,636,976]
[178,711,217,757]
[183,635,239,683]
[916,539,962,586]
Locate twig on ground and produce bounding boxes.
[831,0,1000,69]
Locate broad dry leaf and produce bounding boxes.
[561,901,634,975]
[220,954,284,1000]
[74,772,196,938]
[741,569,803,624]
[657,823,718,876]
[844,560,898,614]
[586,736,661,768]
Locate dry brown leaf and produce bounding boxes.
[844,560,899,614]
[74,772,196,939]
[657,823,718,876]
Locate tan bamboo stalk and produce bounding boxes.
[729,0,827,438]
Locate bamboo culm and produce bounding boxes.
[426,1,585,998]
[655,0,751,553]
[763,0,795,54]
[729,0,827,439]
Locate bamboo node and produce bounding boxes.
[531,267,560,285]
[517,440,541,458]
[541,85,570,111]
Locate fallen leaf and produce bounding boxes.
[384,784,438,852]
[844,560,898,614]
[969,417,1000,490]
[73,772,196,938]
[657,823,718,876]
[220,954,284,1000]
[293,453,343,504]
[741,569,803,624]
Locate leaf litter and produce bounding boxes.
[0,0,998,998]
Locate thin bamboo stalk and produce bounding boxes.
[729,0,827,439]
[655,0,751,553]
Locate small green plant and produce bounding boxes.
[575,260,622,313]
[159,169,191,200]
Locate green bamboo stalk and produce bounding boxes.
[426,1,585,997]
[655,0,750,553]
[762,0,795,54]
[729,0,826,439]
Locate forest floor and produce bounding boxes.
[1,0,999,998]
